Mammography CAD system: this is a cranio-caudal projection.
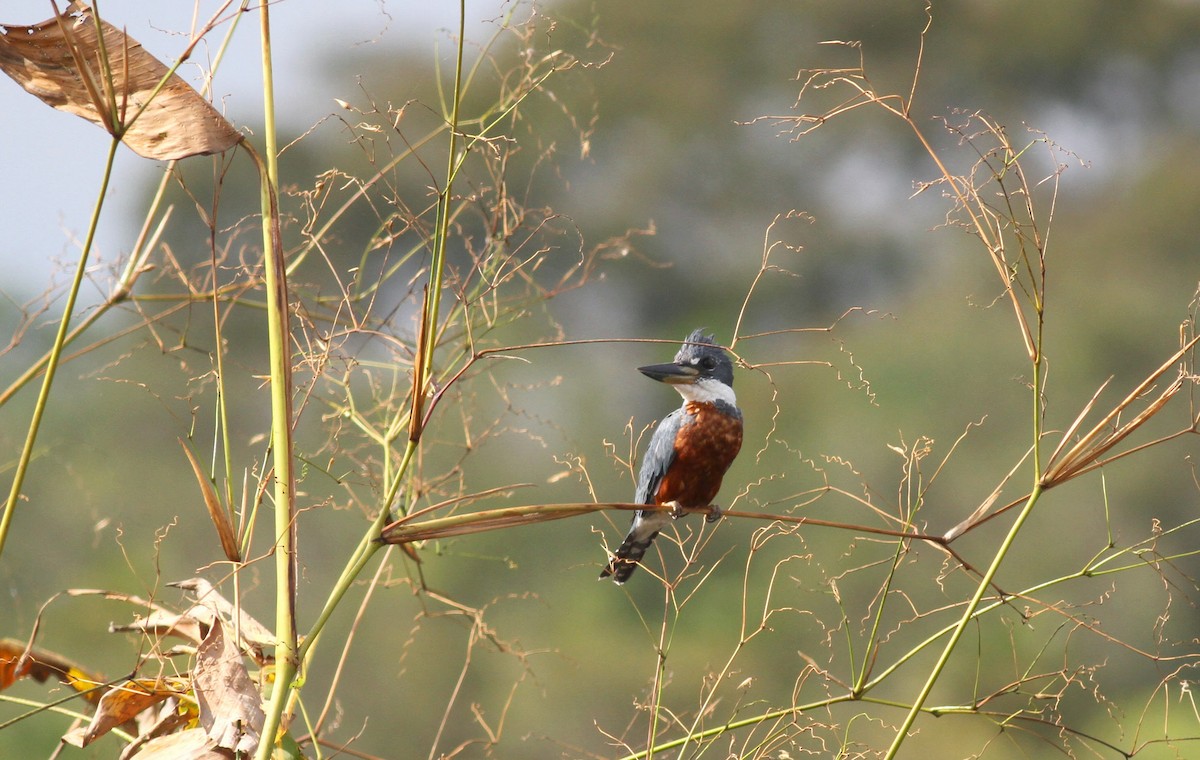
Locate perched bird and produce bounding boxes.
[600,329,744,584]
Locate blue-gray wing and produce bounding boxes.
[635,408,685,505]
[599,408,687,583]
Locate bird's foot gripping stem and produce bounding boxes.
[666,501,723,523]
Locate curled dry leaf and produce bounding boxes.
[71,583,274,665]
[123,728,225,760]
[0,637,104,704]
[0,5,241,160]
[169,578,275,660]
[194,618,265,756]
[61,677,189,748]
[180,438,241,562]
[379,502,598,544]
[117,694,195,760]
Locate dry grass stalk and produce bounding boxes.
[1041,334,1199,488]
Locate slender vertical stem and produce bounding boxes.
[416,0,467,418]
[0,137,121,560]
[647,594,671,759]
[254,4,298,756]
[265,2,469,748]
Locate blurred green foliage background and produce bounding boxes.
[4,1,1200,758]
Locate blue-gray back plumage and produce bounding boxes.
[600,410,687,582]
[636,409,684,505]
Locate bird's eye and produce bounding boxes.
[699,355,717,370]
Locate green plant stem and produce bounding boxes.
[646,597,673,759]
[199,0,251,529]
[622,694,862,760]
[854,510,914,694]
[637,531,1190,760]
[292,439,416,699]
[253,4,298,757]
[883,336,1045,758]
[417,0,468,423]
[0,136,120,561]
[0,215,158,409]
[279,3,471,734]
[883,489,1044,760]
[282,421,418,732]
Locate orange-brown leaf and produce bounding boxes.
[0,638,104,704]
[61,677,189,748]
[180,439,241,562]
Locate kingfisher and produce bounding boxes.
[600,329,744,584]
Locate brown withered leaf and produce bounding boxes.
[61,677,189,748]
[180,438,241,562]
[169,578,275,662]
[0,637,104,704]
[126,728,226,759]
[110,606,208,648]
[67,587,211,651]
[0,5,241,159]
[194,618,264,756]
[118,694,196,760]
[72,583,273,666]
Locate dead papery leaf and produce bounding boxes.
[118,695,195,760]
[194,618,264,756]
[170,578,274,662]
[0,637,104,704]
[83,582,273,666]
[110,606,209,649]
[125,728,225,760]
[62,677,189,748]
[180,439,241,562]
[379,502,601,543]
[0,6,241,159]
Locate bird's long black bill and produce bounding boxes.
[637,362,699,384]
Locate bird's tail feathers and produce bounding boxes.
[599,512,669,584]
